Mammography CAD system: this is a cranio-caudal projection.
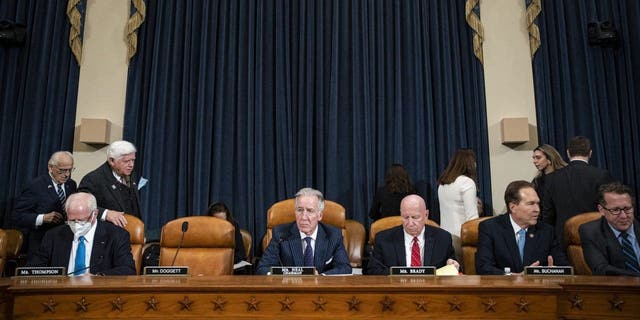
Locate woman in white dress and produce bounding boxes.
[437,149,478,265]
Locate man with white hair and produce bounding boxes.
[79,140,141,227]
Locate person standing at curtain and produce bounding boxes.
[369,164,417,221]
[13,151,77,257]
[437,149,479,263]
[531,144,566,206]
[542,136,613,245]
[206,202,247,265]
[78,140,141,228]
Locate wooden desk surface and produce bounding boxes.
[5,275,640,319]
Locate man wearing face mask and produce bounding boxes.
[79,140,141,228]
[28,192,136,275]
[13,151,77,257]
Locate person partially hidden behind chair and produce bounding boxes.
[367,194,459,275]
[476,180,568,275]
[206,202,248,265]
[28,192,136,275]
[580,182,640,276]
[256,187,352,275]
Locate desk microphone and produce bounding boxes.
[67,256,104,276]
[171,221,189,266]
[276,233,289,267]
[366,250,389,274]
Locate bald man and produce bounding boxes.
[367,194,459,275]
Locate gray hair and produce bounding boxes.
[107,140,137,161]
[65,192,98,214]
[48,151,73,166]
[294,187,325,212]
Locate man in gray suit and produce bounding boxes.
[580,182,640,276]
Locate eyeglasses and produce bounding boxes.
[55,167,76,174]
[601,206,634,215]
[295,208,318,217]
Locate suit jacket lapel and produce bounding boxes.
[393,228,407,266]
[55,227,74,269]
[498,214,522,270]
[100,163,128,211]
[422,227,436,266]
[314,224,329,269]
[288,224,304,266]
[91,222,107,268]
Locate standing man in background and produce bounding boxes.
[542,136,612,245]
[79,140,141,228]
[13,151,77,256]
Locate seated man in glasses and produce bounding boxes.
[580,182,640,276]
[28,192,136,276]
[13,151,77,257]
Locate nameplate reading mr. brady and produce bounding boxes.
[390,266,436,276]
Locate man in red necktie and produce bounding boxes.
[366,194,460,275]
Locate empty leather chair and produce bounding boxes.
[345,219,366,267]
[160,216,235,276]
[123,214,145,274]
[3,229,24,277]
[460,216,493,275]
[261,198,347,252]
[564,211,601,275]
[368,215,439,246]
[0,230,8,276]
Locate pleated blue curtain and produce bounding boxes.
[532,0,640,201]
[125,0,490,248]
[0,0,81,226]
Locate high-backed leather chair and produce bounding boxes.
[240,229,252,260]
[0,230,8,276]
[368,216,440,246]
[3,229,24,276]
[345,219,365,267]
[123,214,145,274]
[460,216,493,275]
[564,211,601,275]
[261,199,347,252]
[160,216,235,276]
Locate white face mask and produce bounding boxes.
[66,213,94,237]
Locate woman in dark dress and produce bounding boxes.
[369,164,417,221]
[206,202,247,264]
[532,144,567,201]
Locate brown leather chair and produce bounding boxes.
[160,216,235,276]
[460,216,493,275]
[564,211,601,275]
[0,230,8,276]
[261,198,347,252]
[368,216,440,246]
[240,229,252,260]
[345,219,365,267]
[123,214,145,274]
[3,229,24,276]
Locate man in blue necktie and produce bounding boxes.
[580,182,640,276]
[476,180,568,275]
[256,187,352,275]
[28,192,136,276]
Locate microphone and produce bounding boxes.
[67,256,104,276]
[366,250,390,275]
[276,233,289,267]
[171,221,189,266]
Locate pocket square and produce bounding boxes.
[324,257,333,265]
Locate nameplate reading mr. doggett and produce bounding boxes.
[15,267,66,277]
[524,266,573,276]
[270,266,316,276]
[390,266,436,276]
[143,266,190,276]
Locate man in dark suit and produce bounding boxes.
[476,180,568,275]
[580,182,640,276]
[13,151,78,256]
[542,136,612,245]
[367,194,458,275]
[28,192,136,275]
[256,188,352,275]
[78,140,141,228]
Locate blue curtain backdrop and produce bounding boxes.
[0,1,81,227]
[532,0,640,204]
[125,0,490,250]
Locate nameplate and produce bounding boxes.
[390,266,436,276]
[524,266,574,276]
[15,267,66,277]
[270,266,316,276]
[143,266,190,276]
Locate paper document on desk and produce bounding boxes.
[436,264,459,276]
[234,260,252,270]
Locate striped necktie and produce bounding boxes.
[303,237,314,266]
[56,184,66,207]
[620,232,640,273]
[411,237,421,266]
